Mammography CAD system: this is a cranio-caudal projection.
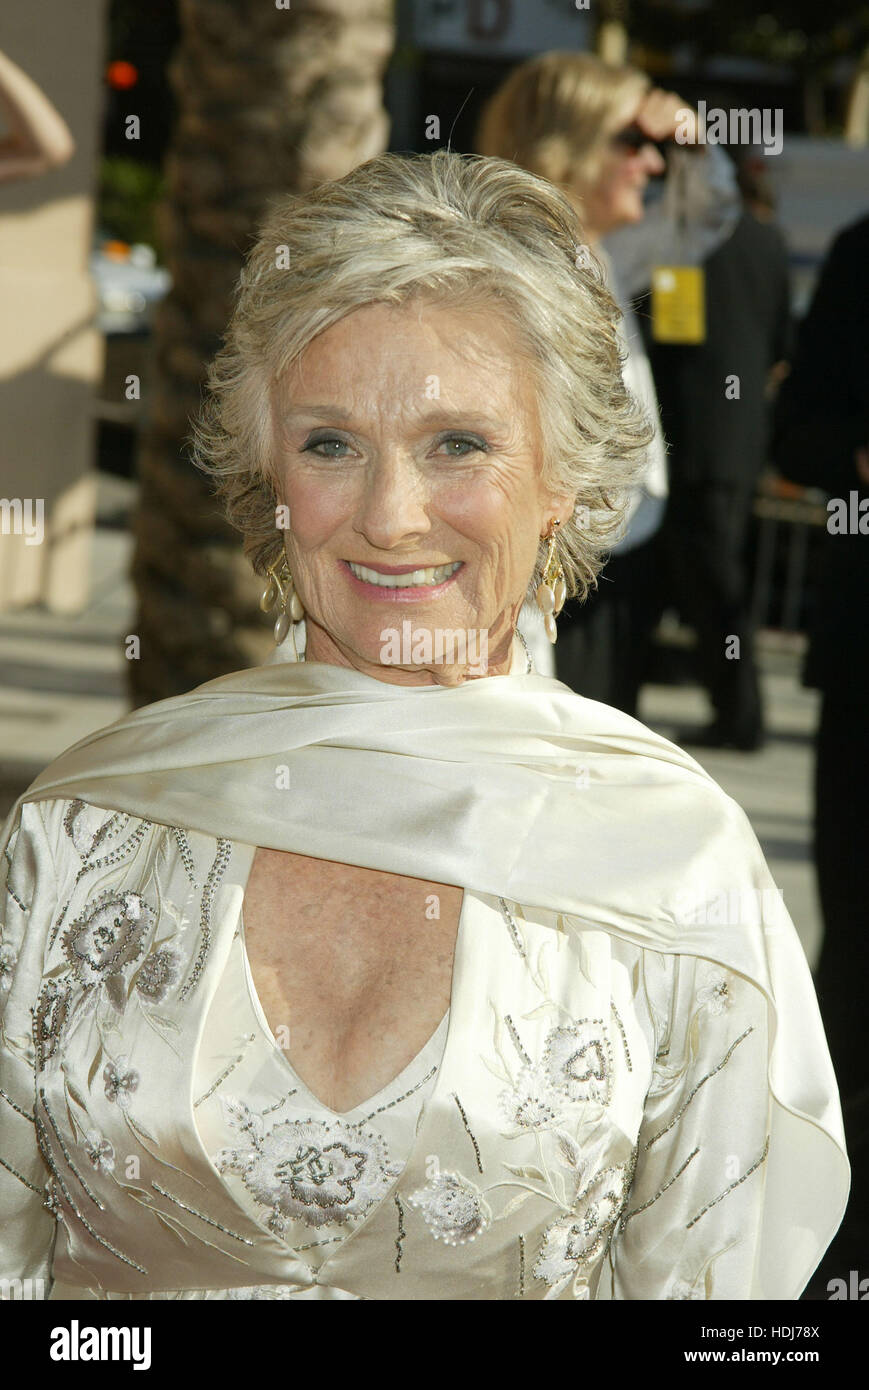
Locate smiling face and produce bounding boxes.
[578,96,666,240]
[269,298,572,686]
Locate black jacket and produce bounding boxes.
[640,209,792,488]
[772,214,869,697]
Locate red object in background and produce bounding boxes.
[106,60,138,90]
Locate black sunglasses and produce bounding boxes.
[610,123,672,157]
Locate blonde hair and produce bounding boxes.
[191,149,653,602]
[476,51,650,199]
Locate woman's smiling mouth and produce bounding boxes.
[344,559,462,598]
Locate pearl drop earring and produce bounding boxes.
[535,519,566,643]
[260,554,304,644]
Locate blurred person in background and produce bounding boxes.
[0,46,74,183]
[641,149,792,751]
[476,51,740,710]
[773,213,869,1282]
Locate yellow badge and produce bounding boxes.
[651,265,706,344]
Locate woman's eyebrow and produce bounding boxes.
[417,409,508,431]
[283,404,508,430]
[283,404,352,422]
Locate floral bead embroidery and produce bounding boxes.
[500,1064,564,1131]
[542,1021,612,1106]
[32,980,72,1070]
[84,1131,116,1173]
[135,948,181,1002]
[499,1019,614,1133]
[62,800,122,859]
[214,1099,400,1233]
[103,1056,140,1108]
[62,891,154,1004]
[533,1162,631,1286]
[407,1171,492,1246]
[0,941,17,994]
[697,974,731,1016]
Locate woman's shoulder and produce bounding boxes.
[4,794,228,891]
[7,795,142,855]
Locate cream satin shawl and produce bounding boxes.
[1,645,850,1277]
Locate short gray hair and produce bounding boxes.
[191,149,653,601]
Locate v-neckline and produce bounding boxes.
[236,916,452,1119]
[179,842,472,1263]
[216,841,468,1117]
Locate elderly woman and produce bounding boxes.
[0,151,847,1301]
[477,52,741,712]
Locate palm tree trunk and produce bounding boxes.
[129,0,395,704]
[844,43,869,147]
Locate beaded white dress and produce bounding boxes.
[0,807,824,1301]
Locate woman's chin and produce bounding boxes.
[616,199,646,227]
[311,613,494,680]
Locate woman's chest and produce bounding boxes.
[240,848,463,1109]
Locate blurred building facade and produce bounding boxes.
[0,0,107,613]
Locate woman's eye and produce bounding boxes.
[436,434,489,458]
[300,432,489,460]
[302,435,352,458]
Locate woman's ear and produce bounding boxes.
[542,489,575,533]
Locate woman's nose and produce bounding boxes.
[353,451,431,548]
[640,143,666,176]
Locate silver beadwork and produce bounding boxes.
[686,1137,770,1229]
[644,1027,754,1151]
[452,1092,484,1174]
[610,998,633,1073]
[180,838,233,1000]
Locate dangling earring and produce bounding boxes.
[535,519,567,644]
[260,553,304,645]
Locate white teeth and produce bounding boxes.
[348,561,460,588]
